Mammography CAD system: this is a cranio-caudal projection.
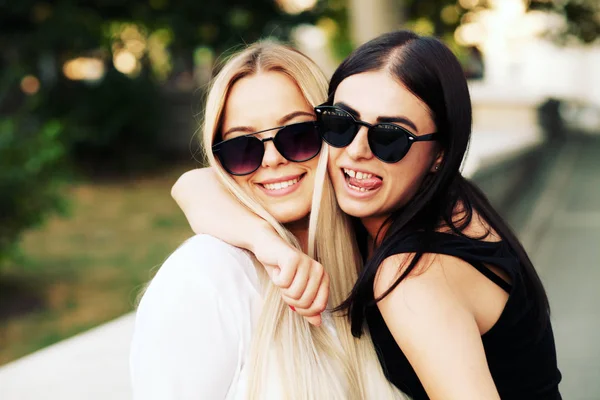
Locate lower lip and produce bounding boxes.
[341,170,382,199]
[257,174,305,197]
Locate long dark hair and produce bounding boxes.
[333,31,550,337]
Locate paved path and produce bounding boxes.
[0,314,134,400]
[519,135,600,400]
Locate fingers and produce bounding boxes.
[264,248,330,327]
[310,272,330,315]
[271,252,300,289]
[287,261,324,309]
[288,272,329,323]
[303,315,322,326]
[281,259,312,301]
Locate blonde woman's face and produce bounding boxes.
[219,71,320,224]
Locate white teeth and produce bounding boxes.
[348,182,371,192]
[263,178,299,191]
[344,168,374,180]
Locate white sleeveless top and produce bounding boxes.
[130,235,269,399]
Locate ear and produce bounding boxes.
[430,149,444,173]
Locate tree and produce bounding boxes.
[0,115,66,265]
[0,0,322,267]
[530,0,600,44]
[0,1,319,168]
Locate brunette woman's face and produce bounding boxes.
[220,71,319,224]
[328,70,441,229]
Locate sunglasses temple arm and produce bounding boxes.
[413,133,439,141]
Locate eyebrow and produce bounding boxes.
[222,110,315,138]
[335,101,419,133]
[278,111,315,125]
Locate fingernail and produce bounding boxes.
[289,305,296,312]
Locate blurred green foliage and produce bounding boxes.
[0,114,66,264]
[0,0,316,168]
[0,0,318,268]
[530,0,600,44]
[40,69,165,171]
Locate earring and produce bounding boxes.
[434,165,439,171]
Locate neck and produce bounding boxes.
[285,216,310,253]
[361,215,390,257]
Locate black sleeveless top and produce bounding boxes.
[366,232,562,400]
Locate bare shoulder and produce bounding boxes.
[374,248,509,336]
[374,252,470,314]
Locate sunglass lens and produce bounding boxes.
[317,110,357,147]
[275,122,322,162]
[217,136,263,175]
[369,125,410,163]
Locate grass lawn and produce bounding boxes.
[0,166,195,365]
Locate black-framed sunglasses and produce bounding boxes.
[212,121,321,176]
[314,105,440,163]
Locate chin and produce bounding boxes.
[268,204,310,225]
[337,198,382,219]
[335,198,362,217]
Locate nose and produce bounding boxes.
[345,126,373,161]
[261,139,288,169]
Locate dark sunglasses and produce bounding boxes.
[212,121,322,176]
[315,105,439,163]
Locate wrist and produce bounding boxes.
[247,221,280,255]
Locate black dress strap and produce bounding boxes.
[385,231,514,294]
[469,260,512,293]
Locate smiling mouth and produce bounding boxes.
[342,168,383,193]
[258,173,305,192]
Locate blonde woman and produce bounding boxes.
[130,42,404,400]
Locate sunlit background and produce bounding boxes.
[1,0,599,399]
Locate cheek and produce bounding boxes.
[402,143,436,174]
[303,156,320,172]
[327,147,343,172]
[384,146,436,196]
[230,175,252,193]
[294,156,320,182]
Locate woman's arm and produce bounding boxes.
[374,254,501,400]
[172,168,271,253]
[172,168,326,325]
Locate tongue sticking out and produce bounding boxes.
[347,176,383,190]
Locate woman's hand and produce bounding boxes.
[251,229,329,327]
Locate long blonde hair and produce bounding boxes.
[202,41,405,400]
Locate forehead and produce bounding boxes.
[222,71,311,128]
[333,70,432,122]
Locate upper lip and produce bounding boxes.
[340,166,382,179]
[256,173,304,185]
